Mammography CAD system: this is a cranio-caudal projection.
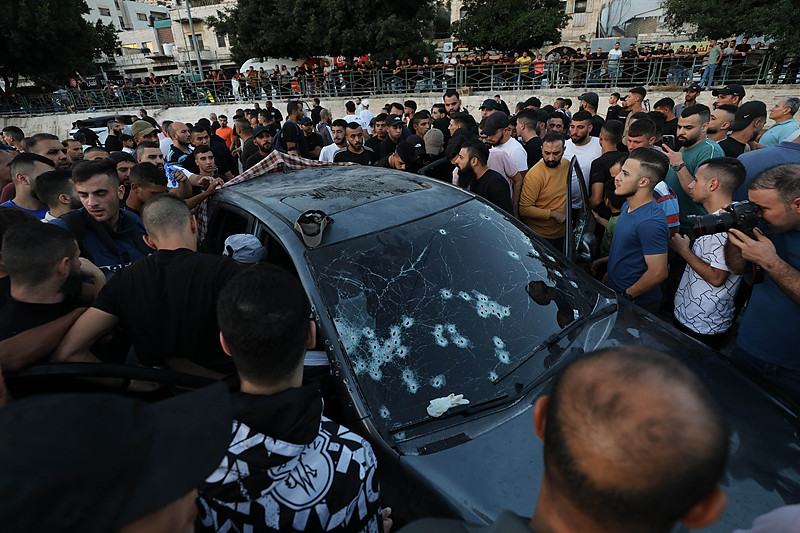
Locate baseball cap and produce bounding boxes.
[0,384,231,531]
[712,83,745,98]
[294,210,333,247]
[300,116,313,126]
[481,111,510,136]
[253,124,278,137]
[480,98,497,111]
[684,83,703,93]
[424,127,444,155]
[730,101,767,131]
[362,99,370,107]
[224,233,266,263]
[406,134,425,156]
[131,120,157,137]
[395,141,416,165]
[579,92,599,108]
[385,114,403,127]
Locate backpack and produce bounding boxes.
[272,120,302,154]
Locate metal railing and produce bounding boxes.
[2,54,798,117]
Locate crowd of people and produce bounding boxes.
[0,78,798,531]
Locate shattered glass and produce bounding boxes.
[308,201,597,437]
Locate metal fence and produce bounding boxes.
[2,54,799,117]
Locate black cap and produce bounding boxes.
[730,101,767,131]
[385,114,403,127]
[480,98,497,111]
[712,83,746,98]
[406,134,426,156]
[253,124,278,137]
[0,384,231,531]
[300,116,313,126]
[481,111,510,136]
[684,83,703,93]
[395,141,416,164]
[579,91,599,108]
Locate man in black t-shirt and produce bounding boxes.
[244,125,277,170]
[333,123,374,165]
[54,194,241,377]
[454,138,512,213]
[300,117,324,159]
[277,101,309,158]
[578,92,604,137]
[516,109,543,168]
[365,113,388,152]
[719,101,767,158]
[377,114,404,159]
[374,141,415,171]
[653,97,678,139]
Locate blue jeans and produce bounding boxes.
[700,63,718,88]
[731,345,800,409]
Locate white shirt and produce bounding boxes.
[360,109,374,129]
[563,137,602,209]
[319,143,345,162]
[673,216,742,334]
[608,49,623,64]
[346,113,371,136]
[492,137,528,173]
[159,137,173,159]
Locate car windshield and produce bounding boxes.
[308,200,600,438]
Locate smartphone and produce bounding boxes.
[662,135,676,151]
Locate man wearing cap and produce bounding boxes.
[758,97,800,148]
[375,141,416,171]
[245,124,278,170]
[131,120,159,147]
[334,123,375,165]
[360,99,374,129]
[700,39,722,89]
[719,101,768,157]
[223,233,265,265]
[424,127,445,160]
[480,99,497,120]
[404,134,427,171]
[377,114,404,159]
[674,84,702,119]
[713,84,745,108]
[300,117,324,159]
[483,112,528,174]
[564,110,603,211]
[578,92,604,137]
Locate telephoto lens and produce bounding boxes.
[688,211,735,238]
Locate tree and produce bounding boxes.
[0,0,120,93]
[663,0,800,52]
[208,0,437,65]
[450,0,570,54]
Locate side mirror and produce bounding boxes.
[575,232,596,263]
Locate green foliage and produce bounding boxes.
[0,0,120,92]
[208,0,438,65]
[663,0,800,52]
[450,0,570,53]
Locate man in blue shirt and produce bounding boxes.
[607,148,670,312]
[735,136,800,201]
[0,153,54,219]
[725,163,800,406]
[758,97,800,148]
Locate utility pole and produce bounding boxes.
[185,0,204,80]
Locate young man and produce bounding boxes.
[136,141,192,199]
[519,132,568,249]
[719,101,767,157]
[454,138,513,214]
[707,104,737,143]
[577,92,604,137]
[671,157,745,349]
[700,39,722,89]
[607,148,671,311]
[653,97,678,138]
[516,109,543,169]
[377,114,405,159]
[198,264,386,532]
[674,84,702,120]
[483,111,528,175]
[216,114,235,149]
[588,120,623,214]
[245,124,278,170]
[1,153,54,219]
[375,141,416,171]
[300,116,324,159]
[319,119,349,163]
[35,169,82,222]
[365,113,388,153]
[277,100,310,158]
[713,84,745,108]
[124,162,168,216]
[166,122,192,164]
[606,92,623,122]
[333,123,375,165]
[563,110,603,211]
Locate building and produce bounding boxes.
[84,0,169,31]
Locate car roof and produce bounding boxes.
[214,166,473,244]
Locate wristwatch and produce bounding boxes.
[671,162,686,172]
[621,290,635,302]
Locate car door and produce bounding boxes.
[565,156,596,262]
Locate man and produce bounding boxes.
[35,169,82,222]
[713,84,745,108]
[662,104,725,233]
[2,126,25,152]
[51,158,150,278]
[443,88,461,115]
[622,86,646,116]
[236,118,257,166]
[607,148,671,311]
[516,109,543,169]
[719,101,767,157]
[360,99,374,129]
[483,112,528,173]
[700,39,722,89]
[84,146,110,161]
[673,84,701,119]
[404,100,417,122]
[245,124,277,170]
[375,141,416,171]
[400,346,728,533]
[454,138,513,213]
[653,97,678,138]
[479,99,497,120]
[26,133,69,170]
[334,123,375,165]
[108,151,136,189]
[365,114,388,153]
[519,132,568,248]
[158,119,173,158]
[216,114,235,149]
[135,141,192,199]
[377,114,404,159]
[0,386,231,532]
[104,119,124,152]
[724,163,800,405]
[130,120,160,147]
[62,139,84,165]
[735,128,800,201]
[345,100,370,136]
[447,112,475,140]
[563,110,602,211]
[320,119,349,163]
[577,92,604,137]
[409,112,431,138]
[55,193,241,376]
[1,153,53,219]
[124,162,168,215]
[589,120,623,213]
[759,96,800,148]
[316,108,334,146]
[189,126,235,182]
[264,100,283,126]
[606,92,623,122]
[138,108,159,130]
[546,113,567,135]
[310,96,323,124]
[166,121,192,164]
[671,157,745,349]
[197,264,385,532]
[300,116,324,159]
[276,101,309,158]
[707,104,737,143]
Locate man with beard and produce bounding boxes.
[719,101,767,157]
[564,110,602,211]
[320,119,349,162]
[519,132,569,249]
[725,163,800,405]
[706,104,737,143]
[0,222,105,344]
[606,148,670,312]
[712,84,745,108]
[62,139,84,166]
[443,89,462,116]
[662,104,725,234]
[454,138,513,214]
[333,123,375,165]
[245,125,278,170]
[35,169,82,223]
[674,84,702,119]
[483,112,528,174]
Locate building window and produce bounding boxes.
[574,0,587,13]
[114,0,120,9]
[119,16,125,27]
[216,33,226,48]
[99,7,111,16]
[137,12,148,21]
[142,42,153,50]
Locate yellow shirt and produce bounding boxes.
[519,159,568,239]
[516,56,532,73]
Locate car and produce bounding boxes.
[68,114,136,147]
[197,165,800,530]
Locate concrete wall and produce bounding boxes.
[3,86,798,140]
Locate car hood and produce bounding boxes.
[399,302,800,532]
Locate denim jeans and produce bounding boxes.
[731,345,800,409]
[700,63,718,88]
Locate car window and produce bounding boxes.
[307,200,601,440]
[206,205,252,254]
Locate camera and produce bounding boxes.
[687,201,759,238]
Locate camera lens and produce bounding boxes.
[688,211,735,238]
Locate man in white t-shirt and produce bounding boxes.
[563,110,602,209]
[670,157,744,349]
[359,99,374,130]
[345,100,370,136]
[482,111,528,173]
[607,42,623,80]
[319,119,348,162]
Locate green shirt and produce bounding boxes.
[600,214,619,257]
[707,45,722,64]
[665,138,724,233]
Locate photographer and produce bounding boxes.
[725,163,800,405]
